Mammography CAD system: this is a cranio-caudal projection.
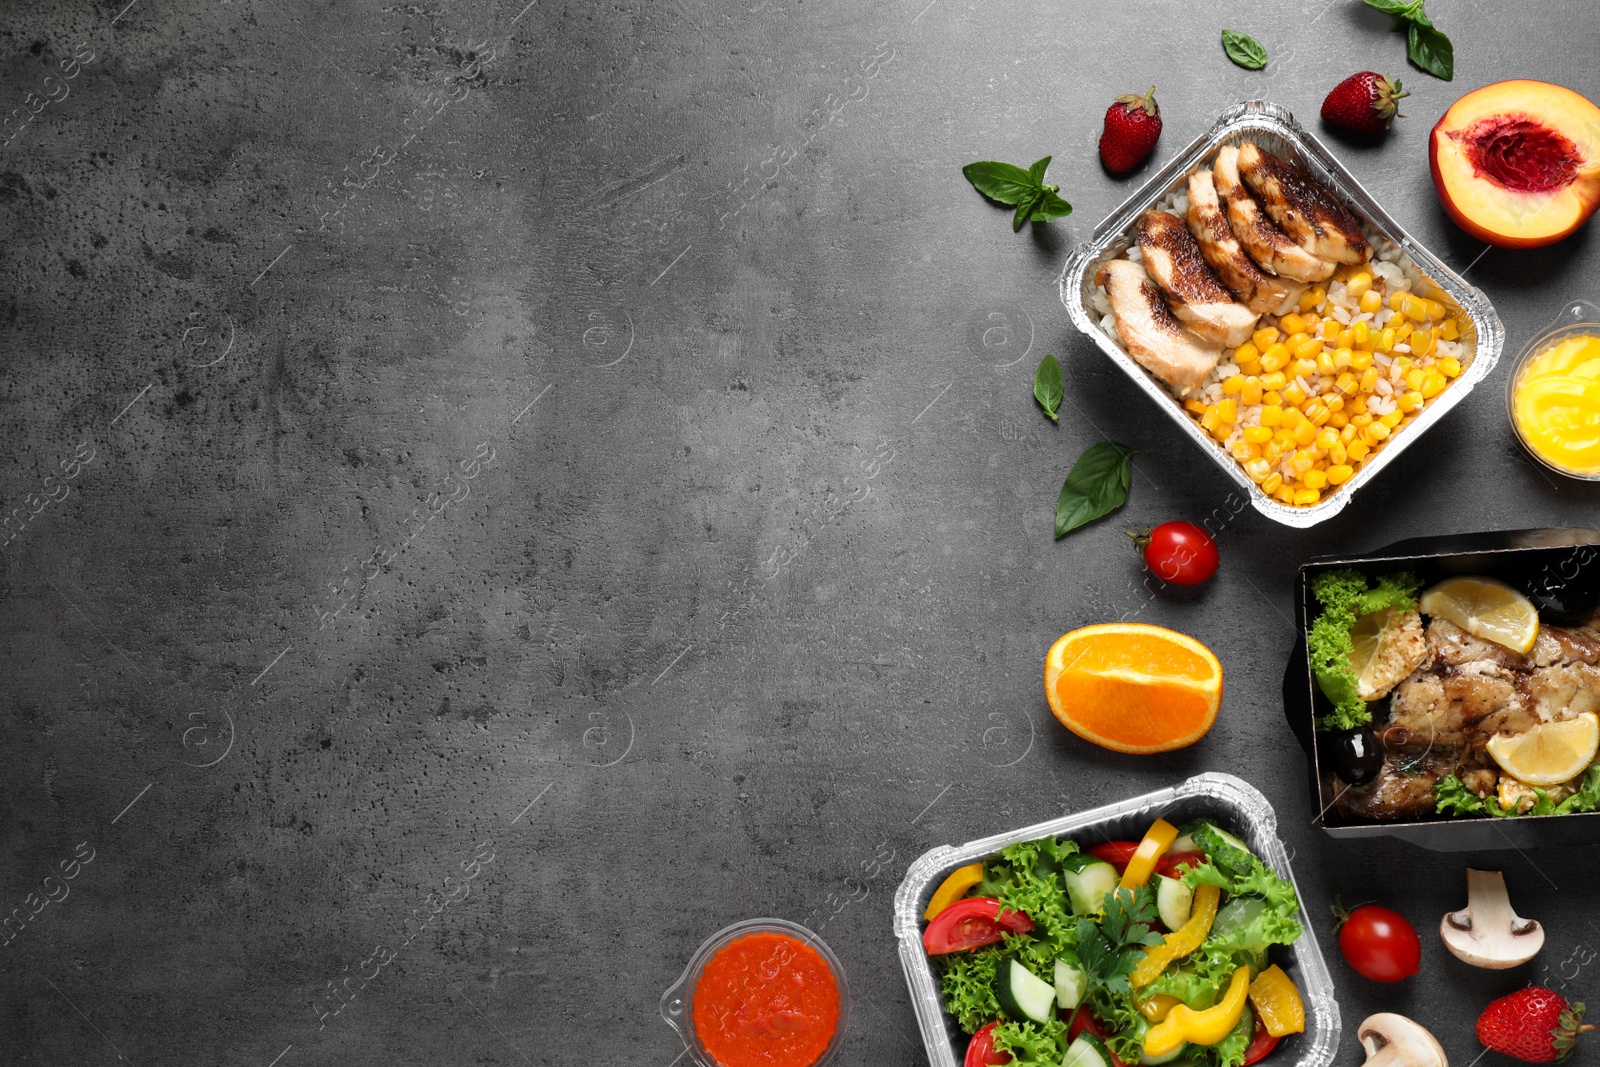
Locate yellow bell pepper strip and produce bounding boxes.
[1137,994,1184,1024]
[1247,964,1306,1037]
[1119,817,1180,889]
[1130,883,1221,988]
[923,862,985,921]
[1144,965,1252,1058]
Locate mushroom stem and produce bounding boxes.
[1440,869,1544,970]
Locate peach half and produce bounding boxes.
[1430,80,1600,249]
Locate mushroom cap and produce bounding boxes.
[1359,1013,1449,1067]
[1440,869,1544,970]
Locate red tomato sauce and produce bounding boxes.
[692,932,840,1067]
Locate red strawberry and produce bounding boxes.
[1321,72,1409,137]
[1477,987,1595,1063]
[1100,87,1162,174]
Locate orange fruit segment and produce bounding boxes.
[1044,623,1223,753]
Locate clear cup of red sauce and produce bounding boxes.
[661,918,850,1067]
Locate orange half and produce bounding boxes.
[1044,623,1223,753]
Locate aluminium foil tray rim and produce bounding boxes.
[1057,99,1506,529]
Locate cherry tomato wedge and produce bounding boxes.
[923,897,1034,955]
[965,1022,1012,1066]
[1243,1019,1282,1066]
[1336,903,1420,982]
[1068,1013,1129,1067]
[1156,851,1206,877]
[1086,841,1140,872]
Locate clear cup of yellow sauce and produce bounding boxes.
[1508,300,1600,479]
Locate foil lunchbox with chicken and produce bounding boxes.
[1059,100,1505,529]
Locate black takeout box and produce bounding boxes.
[1285,527,1600,851]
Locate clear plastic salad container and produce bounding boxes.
[892,773,1339,1067]
[1058,100,1505,529]
[661,917,852,1067]
[1506,299,1600,480]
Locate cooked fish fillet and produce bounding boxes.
[1136,210,1258,347]
[1357,608,1427,701]
[1095,259,1223,395]
[1214,145,1336,283]
[1185,168,1304,315]
[1237,142,1370,266]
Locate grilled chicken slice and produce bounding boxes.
[1186,168,1305,314]
[1136,210,1258,347]
[1095,259,1223,395]
[1214,145,1336,283]
[1237,142,1370,265]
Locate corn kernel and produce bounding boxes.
[1307,285,1327,307]
[1259,405,1283,427]
[1350,349,1374,371]
[1359,289,1383,315]
[1234,342,1260,364]
[1211,421,1232,442]
[1292,421,1317,447]
[1241,425,1270,444]
[1293,336,1324,360]
[1377,328,1397,352]
[1440,356,1462,378]
[1366,422,1392,442]
[1276,485,1297,504]
[1223,374,1246,395]
[1305,402,1330,427]
[1265,440,1290,463]
[1348,439,1371,461]
[1294,488,1322,506]
[1352,413,1374,428]
[1283,383,1308,407]
[1351,321,1371,348]
[1440,318,1460,341]
[1389,290,1408,312]
[1349,396,1369,417]
[1316,351,1337,376]
[1329,411,1349,429]
[1404,368,1424,391]
[1397,390,1422,413]
[1201,407,1219,431]
[1334,371,1359,396]
[1412,328,1436,357]
[1261,472,1283,494]
[1393,321,1412,341]
[1253,327,1281,349]
[1260,373,1287,393]
[1237,358,1262,376]
[1298,289,1319,312]
[1240,379,1264,405]
[1185,398,1209,414]
[1322,319,1342,341]
[1347,272,1373,299]
[1245,458,1272,482]
[1302,469,1328,490]
[1280,313,1307,335]
[1420,370,1446,399]
[1260,344,1290,372]
[1231,440,1258,462]
[1333,347,1354,371]
[1327,464,1355,485]
[1315,427,1340,451]
[1381,412,1403,431]
[1331,329,1351,350]
[1216,399,1238,423]
[1359,368,1379,393]
[1289,358,1318,381]
[1263,389,1284,406]
[1426,300,1447,320]
[1329,441,1348,465]
[1290,449,1315,474]
[1341,424,1358,442]
[1402,295,1430,321]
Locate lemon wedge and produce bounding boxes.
[1486,713,1600,787]
[1419,576,1540,654]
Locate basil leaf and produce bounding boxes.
[1012,194,1041,232]
[1407,20,1453,79]
[1027,155,1051,184]
[1033,353,1063,423]
[1361,0,1416,15]
[1031,187,1073,224]
[962,160,1038,207]
[1054,442,1138,538]
[1221,29,1268,70]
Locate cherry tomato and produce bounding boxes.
[1335,902,1420,982]
[965,1022,1012,1066]
[1243,1019,1282,1067]
[1086,841,1140,872]
[1156,850,1206,877]
[923,898,1033,955]
[1068,1013,1129,1067]
[1133,522,1220,586]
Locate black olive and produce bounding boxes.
[1523,555,1600,627]
[1326,728,1384,785]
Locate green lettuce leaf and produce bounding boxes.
[937,946,1004,1033]
[993,1016,1068,1063]
[1436,765,1600,818]
[1307,568,1421,731]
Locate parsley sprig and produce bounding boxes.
[1070,885,1164,1014]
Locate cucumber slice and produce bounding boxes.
[1053,957,1089,1010]
[1212,826,1252,854]
[1063,859,1120,916]
[1140,1042,1190,1066]
[1212,896,1272,953]
[1171,833,1198,854]
[994,958,1056,1024]
[1182,820,1256,876]
[1061,1033,1113,1067]
[1155,873,1194,930]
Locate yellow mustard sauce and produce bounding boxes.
[1513,333,1600,476]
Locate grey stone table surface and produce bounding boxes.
[4,0,1600,1063]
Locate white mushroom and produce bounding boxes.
[1440,869,1544,969]
[1358,1014,1449,1067]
